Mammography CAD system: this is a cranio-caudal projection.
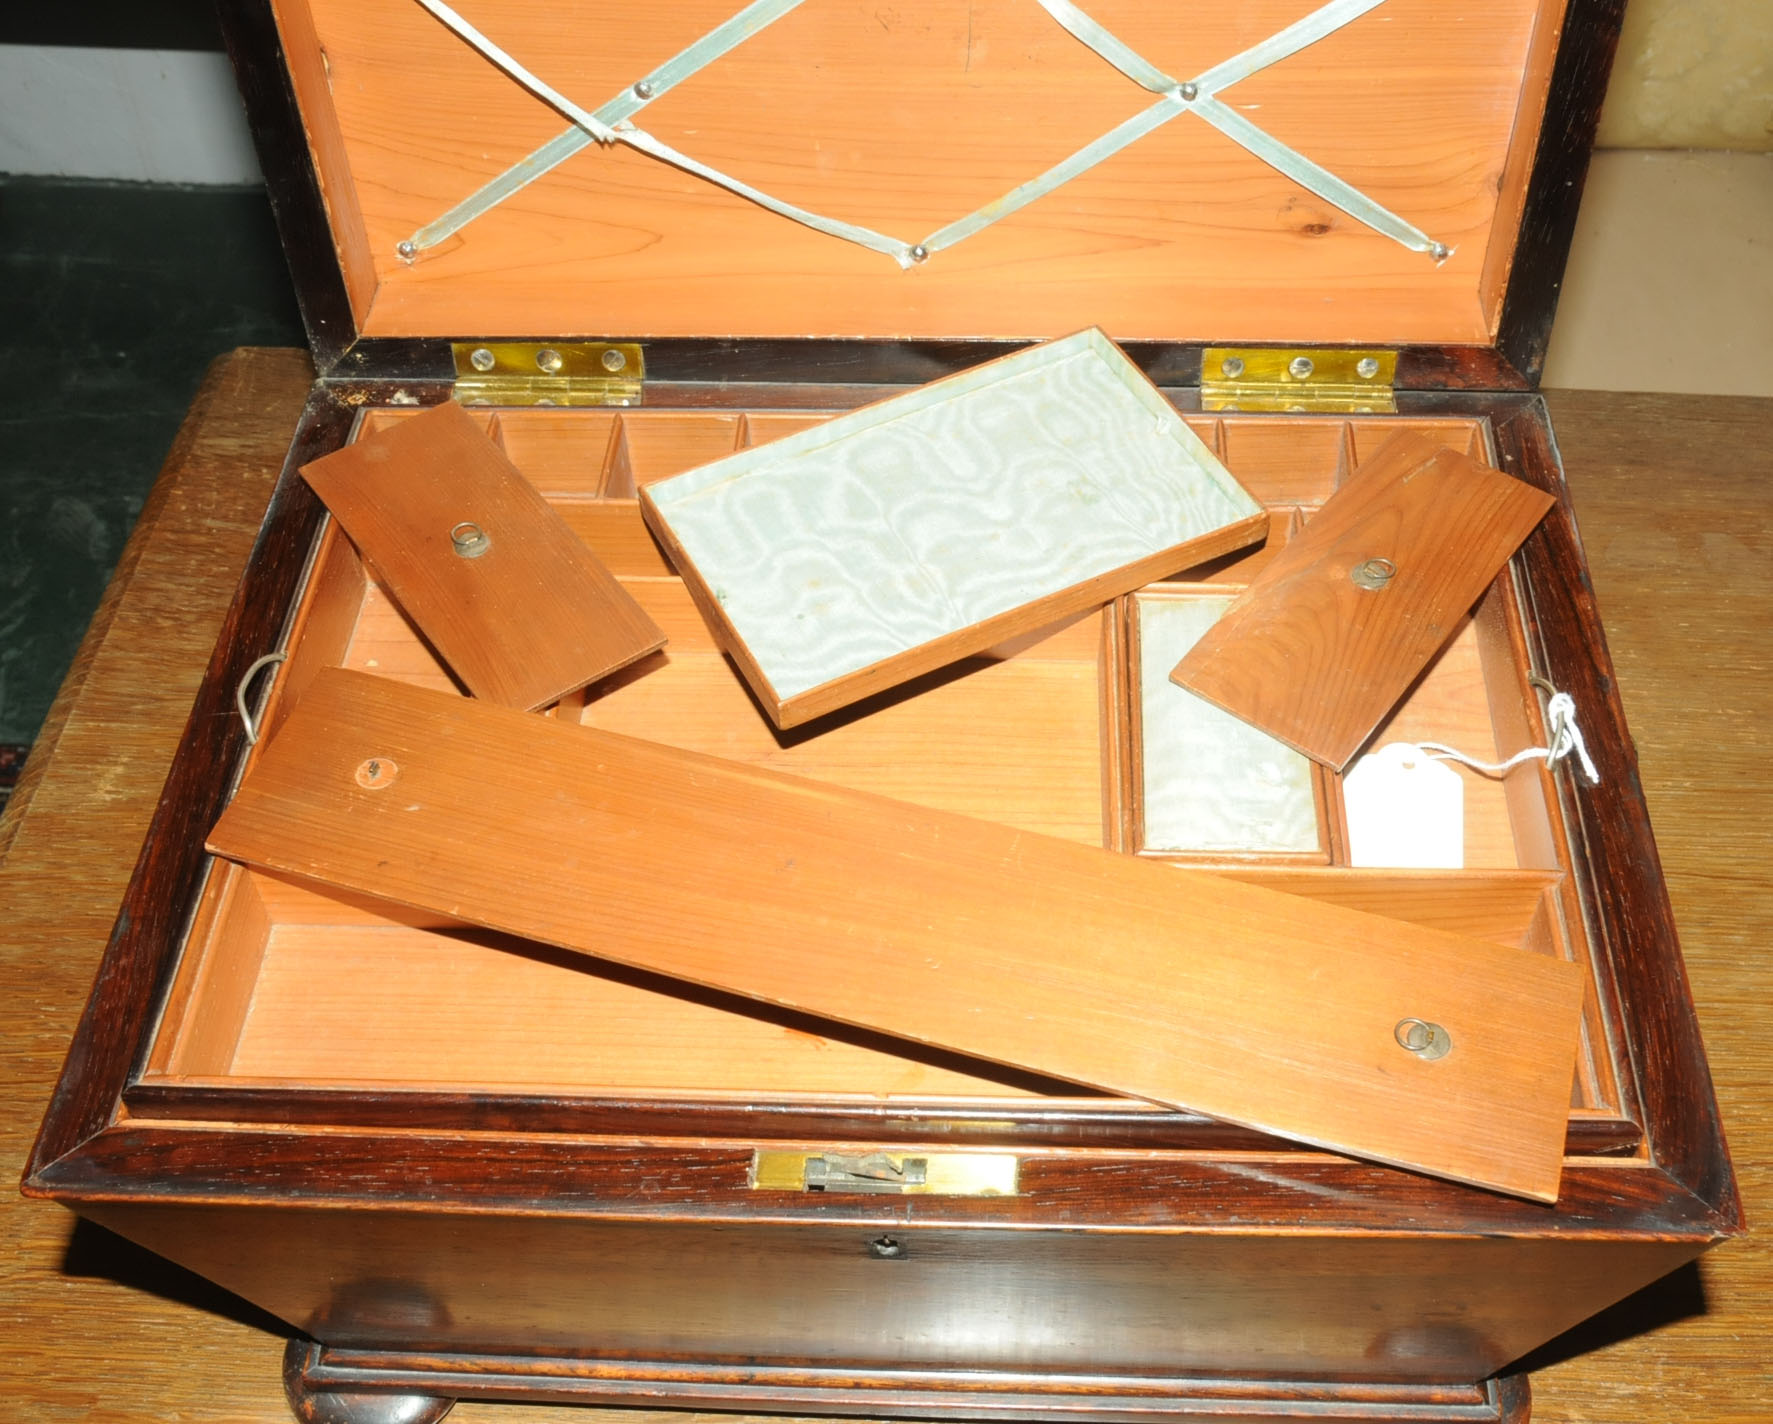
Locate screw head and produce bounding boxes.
[536,348,564,374]
[909,244,930,264]
[868,1235,906,1260]
[469,347,496,372]
[1356,356,1380,379]
[1177,81,1198,101]
[395,240,417,261]
[1288,356,1314,380]
[1220,356,1245,379]
[601,348,627,372]
[1430,242,1451,262]
[633,79,655,99]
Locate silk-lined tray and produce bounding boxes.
[641,329,1265,726]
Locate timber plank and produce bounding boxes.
[1171,432,1555,770]
[300,402,664,710]
[208,668,1584,1201]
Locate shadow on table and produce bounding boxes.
[60,1216,290,1335]
[1510,1259,1710,1373]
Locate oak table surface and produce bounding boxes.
[2,349,1767,1423]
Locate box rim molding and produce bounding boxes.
[22,385,1740,1249]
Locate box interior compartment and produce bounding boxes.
[269,0,1570,347]
[143,404,1628,1135]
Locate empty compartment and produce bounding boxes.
[605,412,744,495]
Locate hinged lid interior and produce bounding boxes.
[251,0,1595,365]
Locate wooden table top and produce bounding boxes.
[2,349,1766,1423]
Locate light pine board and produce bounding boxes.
[300,401,665,709]
[209,667,1584,1200]
[1172,432,1555,770]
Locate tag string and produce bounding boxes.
[1418,683,1600,787]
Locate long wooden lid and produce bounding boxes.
[209,668,1586,1201]
[239,0,1606,376]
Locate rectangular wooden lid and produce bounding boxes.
[230,0,1618,383]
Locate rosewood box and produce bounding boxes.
[24,1,1740,1421]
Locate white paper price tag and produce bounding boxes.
[1342,742,1464,869]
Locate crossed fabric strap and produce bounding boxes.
[403,0,1448,268]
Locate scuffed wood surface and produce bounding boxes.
[1,363,1768,1420]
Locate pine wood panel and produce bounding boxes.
[299,401,665,709]
[1172,432,1556,770]
[272,0,1557,345]
[209,667,1584,1199]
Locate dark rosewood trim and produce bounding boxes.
[217,0,359,370]
[324,337,1533,393]
[117,1083,1645,1158]
[29,1123,1729,1236]
[1492,403,1739,1220]
[24,389,1729,1255]
[295,1339,1531,1424]
[1494,0,1629,383]
[23,386,350,1180]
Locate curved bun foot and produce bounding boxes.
[283,1339,455,1424]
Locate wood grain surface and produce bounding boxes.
[266,0,1561,347]
[2,358,1768,1421]
[207,667,1581,1200]
[1172,433,1556,769]
[299,401,664,709]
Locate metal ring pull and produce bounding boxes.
[236,651,289,746]
[1351,557,1397,590]
[451,521,491,558]
[1394,1018,1452,1059]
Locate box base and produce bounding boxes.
[285,1339,1530,1424]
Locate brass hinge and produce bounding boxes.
[1201,348,1396,414]
[451,342,644,407]
[751,1150,1018,1196]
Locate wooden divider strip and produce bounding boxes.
[209,669,1584,1201]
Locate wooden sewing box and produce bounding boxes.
[24,1,1742,1420]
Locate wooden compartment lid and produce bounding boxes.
[226,0,1619,382]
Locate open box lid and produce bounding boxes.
[222,0,1622,388]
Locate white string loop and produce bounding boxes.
[1419,688,1600,787]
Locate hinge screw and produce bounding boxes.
[469,347,496,372]
[1288,356,1315,380]
[601,348,627,372]
[1220,356,1245,379]
[1356,356,1380,379]
[536,348,564,374]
